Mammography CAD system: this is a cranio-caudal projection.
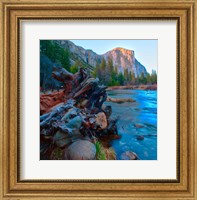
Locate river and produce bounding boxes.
[105,89,157,160]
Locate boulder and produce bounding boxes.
[121,151,138,160]
[95,112,108,129]
[64,140,96,160]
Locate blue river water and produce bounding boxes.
[105,89,157,160]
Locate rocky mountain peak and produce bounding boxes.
[109,47,134,55]
[55,40,147,77]
[103,47,146,76]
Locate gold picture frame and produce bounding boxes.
[0,0,196,199]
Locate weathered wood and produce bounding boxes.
[40,67,107,114]
[40,90,66,115]
[40,66,119,159]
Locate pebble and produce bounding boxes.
[134,123,144,128]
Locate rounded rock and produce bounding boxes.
[95,112,108,129]
[121,151,138,160]
[64,140,96,160]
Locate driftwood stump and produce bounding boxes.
[40,66,119,160]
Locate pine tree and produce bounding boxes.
[118,73,125,86]
[146,72,151,84]
[124,68,129,84]
[101,58,106,71]
[108,57,113,72]
[131,72,136,84]
[151,73,157,84]
[99,58,108,84]
[61,48,71,71]
[139,72,147,84]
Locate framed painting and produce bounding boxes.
[0,0,196,199]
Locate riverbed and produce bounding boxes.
[105,89,157,160]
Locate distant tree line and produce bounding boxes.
[40,41,157,90]
[40,40,71,71]
[92,58,157,86]
[40,40,80,90]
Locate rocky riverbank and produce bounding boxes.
[107,84,157,91]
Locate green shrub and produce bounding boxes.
[95,141,106,160]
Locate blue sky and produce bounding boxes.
[70,40,157,74]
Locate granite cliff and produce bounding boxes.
[54,40,147,76]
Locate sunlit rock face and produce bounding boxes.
[103,47,147,77]
[55,40,147,77]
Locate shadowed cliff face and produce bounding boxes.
[54,40,147,77]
